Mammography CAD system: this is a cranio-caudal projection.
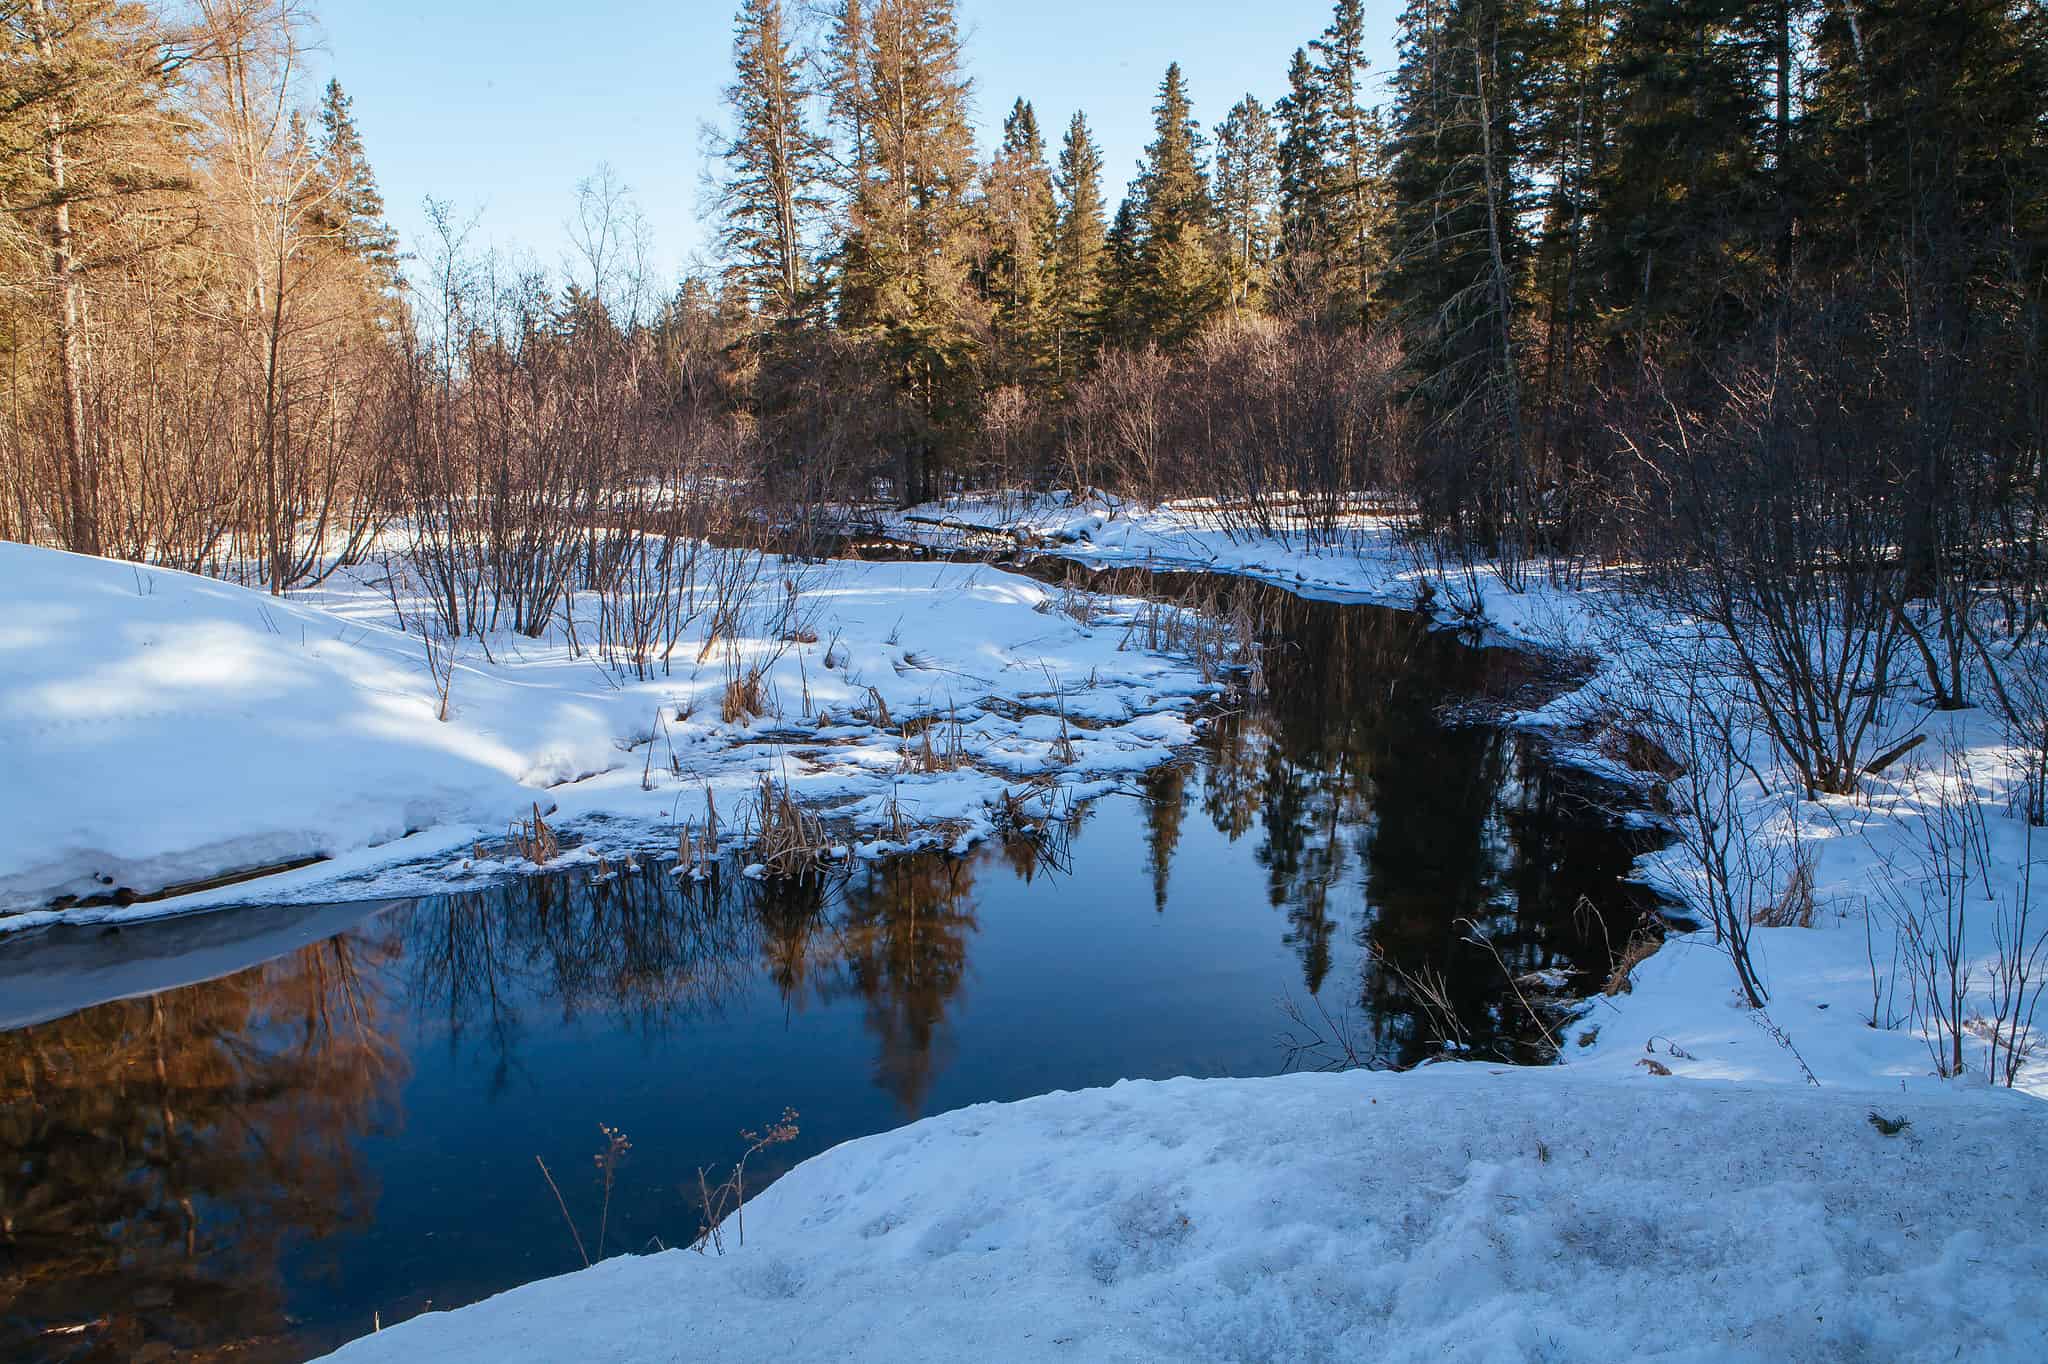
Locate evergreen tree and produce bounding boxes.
[1308,0,1389,323]
[312,80,400,302]
[1214,95,1278,310]
[1094,195,1144,351]
[1383,0,1538,549]
[1519,0,1609,431]
[1048,110,1108,383]
[1131,62,1222,345]
[1590,0,1769,358]
[828,0,984,501]
[1276,47,1333,249]
[980,98,1057,387]
[714,0,830,323]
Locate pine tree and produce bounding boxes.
[828,0,984,501]
[1048,110,1108,384]
[714,0,830,322]
[1276,47,1333,250]
[1094,195,1144,351]
[980,98,1057,387]
[1213,95,1278,311]
[313,79,400,302]
[1308,0,1389,323]
[1131,62,1222,346]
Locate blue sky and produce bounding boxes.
[310,0,1399,289]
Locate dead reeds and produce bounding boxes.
[509,802,559,864]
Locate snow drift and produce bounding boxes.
[318,1065,2048,1363]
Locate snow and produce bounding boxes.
[14,495,2048,1361]
[896,493,2048,1100]
[319,1065,2048,1363]
[0,540,1226,930]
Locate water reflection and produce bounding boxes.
[0,576,1659,1361]
[0,936,403,1359]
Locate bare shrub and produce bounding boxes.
[1875,743,1987,1078]
[1604,618,1780,1007]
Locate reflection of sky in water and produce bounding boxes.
[0,584,1661,1361]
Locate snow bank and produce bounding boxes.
[320,1065,2048,1363]
[0,542,1220,927]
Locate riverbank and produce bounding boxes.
[892,493,2048,1101]
[319,1063,2048,1364]
[0,539,1227,930]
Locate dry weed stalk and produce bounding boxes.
[1604,930,1662,996]
[862,685,895,730]
[677,785,720,870]
[722,659,769,724]
[693,1108,801,1255]
[535,1122,631,1269]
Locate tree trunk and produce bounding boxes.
[29,0,96,556]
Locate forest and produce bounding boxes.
[0,0,2038,578]
[5,0,2046,988]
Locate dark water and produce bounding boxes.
[0,579,1664,1362]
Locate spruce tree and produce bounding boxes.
[1383,0,1538,551]
[714,0,830,322]
[1049,110,1108,383]
[313,80,400,300]
[1276,47,1334,250]
[1131,62,1222,346]
[828,0,984,501]
[1214,95,1279,311]
[1590,0,1768,359]
[1094,195,1145,351]
[1308,0,1389,323]
[981,98,1058,387]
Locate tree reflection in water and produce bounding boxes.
[0,571,1662,1360]
[0,934,404,1360]
[1162,574,1654,1066]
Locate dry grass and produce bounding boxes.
[1604,930,1662,996]
[861,685,895,730]
[509,802,559,864]
[721,664,769,724]
[1118,579,1266,684]
[1753,847,1817,928]
[901,706,967,773]
[677,784,720,871]
[745,775,829,877]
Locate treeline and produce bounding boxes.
[707,0,2046,568]
[3,0,2045,616]
[0,0,407,581]
[0,0,737,594]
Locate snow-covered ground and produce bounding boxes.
[14,495,2048,1361]
[321,1065,2048,1363]
[0,539,1222,931]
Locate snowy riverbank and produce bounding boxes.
[0,540,1225,930]
[319,1064,2048,1363]
[894,493,2048,1101]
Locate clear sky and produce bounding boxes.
[309,0,1400,290]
